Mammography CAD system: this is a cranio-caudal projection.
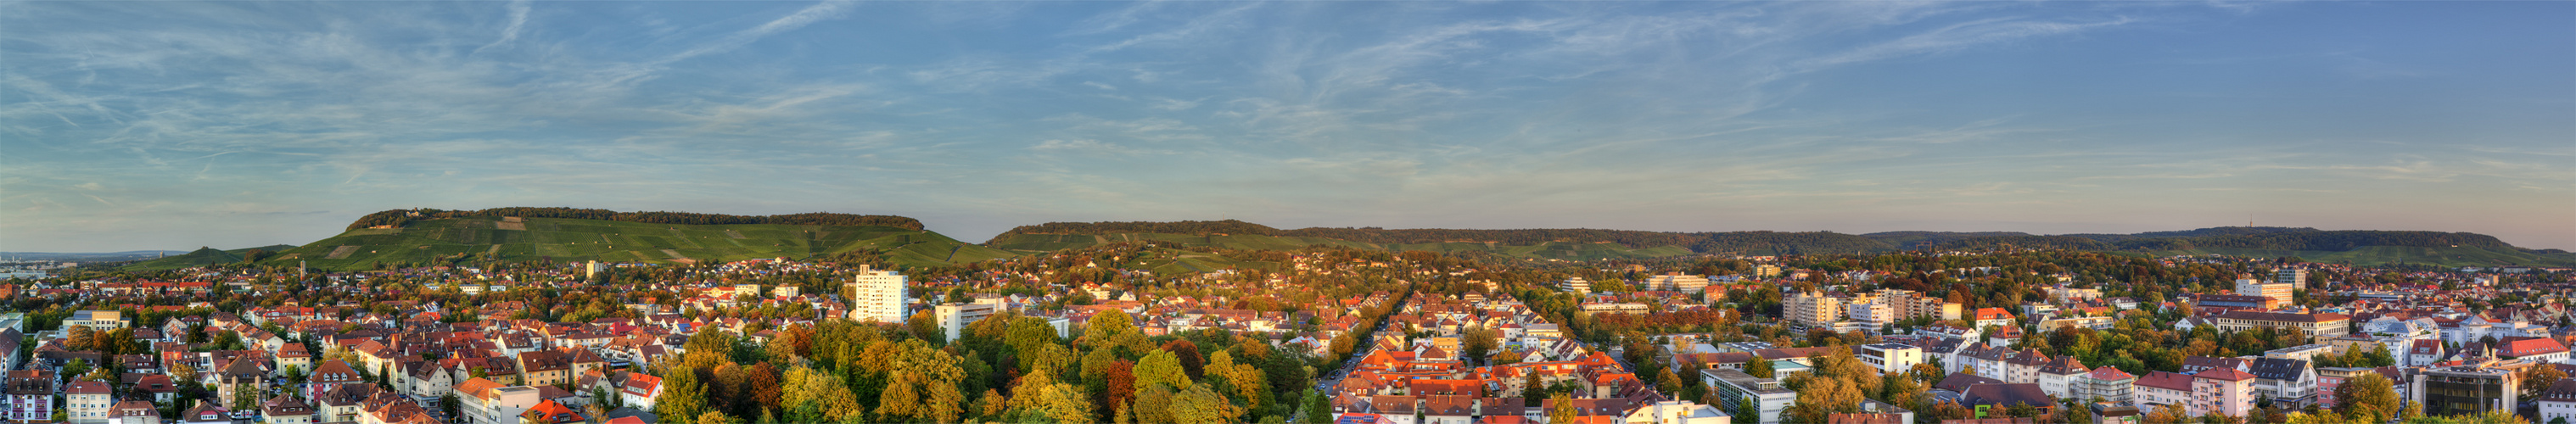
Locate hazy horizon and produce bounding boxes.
[6,1,2570,252]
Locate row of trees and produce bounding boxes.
[647,305,1340,424]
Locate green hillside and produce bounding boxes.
[988,232,1699,260]
[232,244,301,253]
[122,244,310,271]
[260,216,1016,271]
[2148,246,2576,268]
[987,222,2575,266]
[124,247,244,271]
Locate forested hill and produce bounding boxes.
[992,220,1284,237]
[1924,229,2514,251]
[988,221,2570,265]
[990,222,1715,249]
[347,207,923,231]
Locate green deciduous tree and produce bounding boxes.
[1170,383,1240,424]
[657,369,706,421]
[2336,373,2401,423]
[1133,350,1190,394]
[1546,393,1578,424]
[1007,371,1095,424]
[1301,389,1330,424]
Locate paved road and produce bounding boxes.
[1297,289,1417,423]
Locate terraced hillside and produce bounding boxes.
[263,216,1016,271]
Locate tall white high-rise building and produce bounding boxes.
[848,265,909,323]
[2275,268,2308,291]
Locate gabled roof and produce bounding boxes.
[1974,308,2014,321]
[2500,337,2568,358]
[2083,366,2136,382]
[454,377,506,399]
[2195,367,2255,382]
[2135,371,2195,391]
[1935,372,2003,393]
[2248,358,2310,381]
[2181,356,2245,372]
[1961,383,2051,408]
[2539,379,2576,403]
[65,380,110,394]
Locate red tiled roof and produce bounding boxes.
[2195,367,2254,382]
[2086,366,2136,382]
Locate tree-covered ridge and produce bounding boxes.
[1895,228,2516,254]
[1688,232,1891,255]
[992,220,2542,256]
[2140,231,2512,251]
[344,207,924,231]
[992,220,1285,238]
[994,221,1888,253]
[1860,232,2034,249]
[1276,227,1708,249]
[1928,236,2114,251]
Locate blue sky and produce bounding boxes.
[4,1,2571,252]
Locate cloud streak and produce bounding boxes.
[1,1,2569,252]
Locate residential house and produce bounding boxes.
[618,373,662,410]
[2071,366,2137,407]
[67,381,113,424]
[8,370,55,424]
[127,375,176,404]
[1623,400,1728,424]
[107,401,157,424]
[2132,371,2192,413]
[316,383,382,423]
[2247,358,2316,408]
[2500,338,2571,364]
[177,402,227,424]
[308,360,365,401]
[518,350,573,388]
[2537,379,2576,424]
[2036,356,2087,399]
[2191,368,2257,418]
[1961,383,2052,418]
[520,400,585,424]
[262,394,317,424]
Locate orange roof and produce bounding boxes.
[453,377,506,399]
[2195,368,2254,382]
[524,399,581,424]
[1974,308,2014,320]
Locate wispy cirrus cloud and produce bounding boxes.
[2,0,2568,252]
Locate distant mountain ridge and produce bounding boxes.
[93,212,2576,271]
[988,220,2573,266]
[123,244,300,271]
[126,208,988,271]
[347,207,924,231]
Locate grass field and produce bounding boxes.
[243,216,1020,271]
[987,232,1702,261]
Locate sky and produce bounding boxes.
[3,1,2572,253]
